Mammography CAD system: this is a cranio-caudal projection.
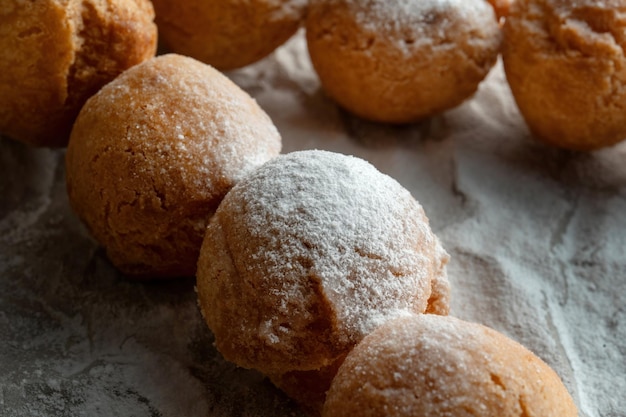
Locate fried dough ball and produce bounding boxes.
[503,0,626,150]
[196,150,450,377]
[66,54,281,278]
[305,0,501,123]
[323,314,578,417]
[0,0,157,147]
[151,0,307,70]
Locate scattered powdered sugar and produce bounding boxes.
[197,150,449,374]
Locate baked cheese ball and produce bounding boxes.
[196,150,450,377]
[503,0,626,150]
[323,314,579,417]
[0,0,157,147]
[306,0,502,123]
[65,54,282,278]
[151,0,307,70]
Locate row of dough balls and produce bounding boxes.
[3,0,626,151]
[2,5,576,413]
[58,48,576,415]
[194,147,578,416]
[1,0,497,146]
[151,0,505,127]
[300,0,626,150]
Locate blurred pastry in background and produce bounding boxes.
[503,0,626,150]
[305,0,501,124]
[0,0,157,147]
[151,0,307,70]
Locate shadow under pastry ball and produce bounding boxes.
[196,150,450,378]
[65,54,282,279]
[323,314,578,417]
[305,0,502,124]
[0,0,157,147]
[503,0,626,151]
[151,0,308,70]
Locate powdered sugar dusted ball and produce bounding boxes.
[306,0,502,123]
[196,150,450,376]
[323,314,578,417]
[66,54,281,278]
[151,0,307,70]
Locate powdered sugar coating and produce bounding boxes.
[323,314,578,417]
[196,150,449,375]
[313,0,498,54]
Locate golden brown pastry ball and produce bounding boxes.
[323,314,579,417]
[305,0,502,124]
[151,0,307,70]
[503,0,626,150]
[0,0,157,147]
[65,54,282,278]
[196,150,450,377]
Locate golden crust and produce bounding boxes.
[65,54,282,278]
[151,0,307,70]
[305,0,501,124]
[323,314,578,417]
[503,0,626,150]
[0,0,157,147]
